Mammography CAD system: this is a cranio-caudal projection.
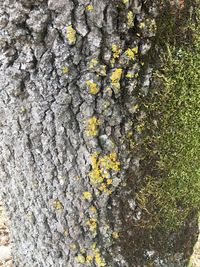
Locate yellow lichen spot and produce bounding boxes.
[110,68,123,86]
[89,168,102,184]
[90,153,99,167]
[66,26,76,45]
[83,191,92,200]
[62,66,69,74]
[80,248,86,254]
[86,254,94,263]
[98,183,107,192]
[140,22,145,29]
[110,58,115,65]
[86,116,100,137]
[20,106,27,114]
[112,44,117,53]
[89,154,102,184]
[86,80,99,94]
[127,11,134,28]
[99,152,121,172]
[132,47,138,53]
[64,230,68,236]
[107,178,112,185]
[90,206,97,213]
[89,58,99,69]
[94,249,106,267]
[91,242,97,249]
[89,152,120,186]
[126,72,134,78]
[122,0,129,4]
[75,255,85,264]
[112,231,119,239]
[87,218,97,232]
[86,5,94,11]
[109,152,117,161]
[90,205,97,213]
[70,243,77,250]
[53,200,63,210]
[112,44,121,60]
[125,47,138,60]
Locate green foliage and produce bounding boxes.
[137,6,200,230]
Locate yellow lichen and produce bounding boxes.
[126,72,134,78]
[139,21,145,29]
[70,243,77,250]
[107,178,112,185]
[122,0,129,4]
[89,58,99,69]
[127,11,134,28]
[98,183,107,192]
[110,69,122,85]
[86,80,99,94]
[75,255,86,264]
[125,47,138,60]
[20,106,27,114]
[90,205,97,213]
[64,230,68,236]
[112,231,119,239]
[86,254,94,263]
[86,5,94,11]
[89,152,120,192]
[53,200,63,210]
[86,116,100,137]
[83,191,92,200]
[112,44,121,59]
[80,248,86,254]
[62,66,69,74]
[87,218,97,232]
[66,26,76,45]
[94,248,106,267]
[77,244,106,266]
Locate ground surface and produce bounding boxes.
[0,201,199,266]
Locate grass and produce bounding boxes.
[136,2,200,231]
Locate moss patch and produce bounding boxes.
[137,2,200,231]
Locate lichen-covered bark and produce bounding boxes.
[0,0,197,266]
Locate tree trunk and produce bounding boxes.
[0,0,198,266]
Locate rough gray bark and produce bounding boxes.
[0,0,197,266]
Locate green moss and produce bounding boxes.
[136,4,200,230]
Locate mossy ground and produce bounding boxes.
[137,1,200,231]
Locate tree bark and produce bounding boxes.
[0,0,198,266]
